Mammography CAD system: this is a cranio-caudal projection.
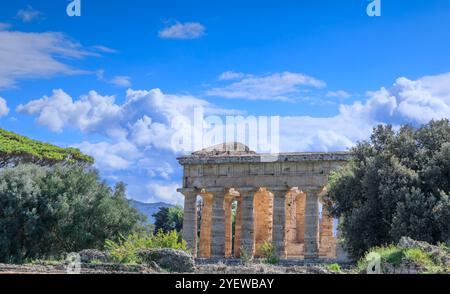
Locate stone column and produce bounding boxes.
[304,188,320,260]
[272,188,288,259]
[211,191,226,258]
[233,197,243,257]
[182,190,198,257]
[224,194,234,258]
[199,193,213,258]
[296,192,306,244]
[239,188,256,257]
[319,206,335,258]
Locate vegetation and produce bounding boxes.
[357,245,447,274]
[239,246,253,264]
[0,164,144,263]
[326,263,342,272]
[0,128,94,167]
[153,206,184,234]
[326,119,450,258]
[105,230,188,264]
[260,241,279,264]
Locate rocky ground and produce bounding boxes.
[0,237,447,274]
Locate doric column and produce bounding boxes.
[304,188,320,260]
[233,197,243,257]
[239,188,256,257]
[199,193,213,258]
[272,188,288,259]
[181,190,198,257]
[211,190,226,257]
[319,206,335,258]
[224,193,234,258]
[296,192,306,243]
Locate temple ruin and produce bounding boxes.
[177,143,350,260]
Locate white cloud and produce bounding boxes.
[0,97,9,117]
[207,72,326,101]
[326,90,350,99]
[147,182,184,205]
[92,45,117,54]
[17,6,43,23]
[75,140,140,170]
[111,76,132,87]
[219,71,246,81]
[17,89,122,134]
[159,22,205,40]
[0,30,98,89]
[278,72,450,152]
[17,72,450,204]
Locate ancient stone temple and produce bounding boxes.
[177,143,350,260]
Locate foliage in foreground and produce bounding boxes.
[153,206,184,234]
[326,119,450,258]
[357,245,447,274]
[0,128,94,167]
[260,241,279,264]
[105,230,188,264]
[0,164,145,263]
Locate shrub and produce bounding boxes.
[260,241,279,265]
[239,246,253,264]
[0,164,144,263]
[105,230,187,264]
[326,263,341,272]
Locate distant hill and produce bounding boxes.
[129,199,175,224]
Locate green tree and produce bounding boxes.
[0,164,145,263]
[326,120,450,259]
[0,128,93,167]
[153,206,184,234]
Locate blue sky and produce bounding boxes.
[0,0,450,204]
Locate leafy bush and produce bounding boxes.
[0,164,144,263]
[327,120,450,258]
[326,263,341,272]
[105,230,188,264]
[260,241,279,265]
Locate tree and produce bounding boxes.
[153,206,184,234]
[326,119,450,259]
[0,128,93,167]
[0,164,145,263]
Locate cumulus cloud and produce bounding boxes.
[159,22,205,39]
[278,73,450,152]
[207,72,326,101]
[0,97,9,117]
[0,29,101,89]
[17,6,43,23]
[111,76,132,87]
[147,182,184,205]
[17,72,450,203]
